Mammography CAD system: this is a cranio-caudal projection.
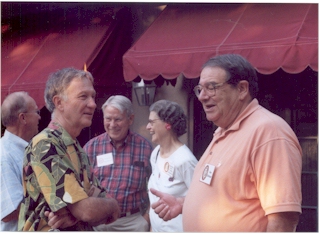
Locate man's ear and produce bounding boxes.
[52,95,63,111]
[18,112,27,124]
[128,114,134,125]
[237,80,249,100]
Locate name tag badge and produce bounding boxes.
[200,164,215,185]
[97,153,114,167]
[164,162,174,181]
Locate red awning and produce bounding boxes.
[1,5,116,108]
[123,3,318,81]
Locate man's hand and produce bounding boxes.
[1,207,20,222]
[142,207,150,230]
[150,188,184,221]
[44,208,78,230]
[103,203,121,225]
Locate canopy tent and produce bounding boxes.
[1,3,128,109]
[123,3,318,81]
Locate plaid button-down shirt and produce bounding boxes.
[84,131,152,213]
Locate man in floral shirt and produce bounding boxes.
[18,68,120,231]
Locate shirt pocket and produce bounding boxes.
[129,163,146,189]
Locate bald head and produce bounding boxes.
[2,91,30,127]
[1,92,41,142]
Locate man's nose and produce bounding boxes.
[88,97,97,109]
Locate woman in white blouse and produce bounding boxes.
[146,100,198,232]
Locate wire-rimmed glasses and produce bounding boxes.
[193,81,229,97]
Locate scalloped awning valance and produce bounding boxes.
[123,3,318,81]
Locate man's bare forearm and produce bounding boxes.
[267,212,300,232]
[1,205,20,222]
[68,197,120,225]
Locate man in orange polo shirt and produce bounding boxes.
[150,54,302,232]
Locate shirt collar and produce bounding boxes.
[3,130,29,148]
[48,120,77,146]
[108,130,132,148]
[215,98,260,136]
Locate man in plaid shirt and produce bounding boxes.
[84,95,152,231]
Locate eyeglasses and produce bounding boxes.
[23,110,40,115]
[193,81,229,97]
[148,119,160,126]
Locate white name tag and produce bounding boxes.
[97,153,114,167]
[165,163,174,178]
[200,164,215,185]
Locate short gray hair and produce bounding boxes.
[44,67,94,112]
[1,91,29,127]
[102,95,133,117]
[149,100,187,137]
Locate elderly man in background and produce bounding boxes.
[150,54,302,232]
[84,95,152,231]
[1,91,41,231]
[18,68,120,231]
